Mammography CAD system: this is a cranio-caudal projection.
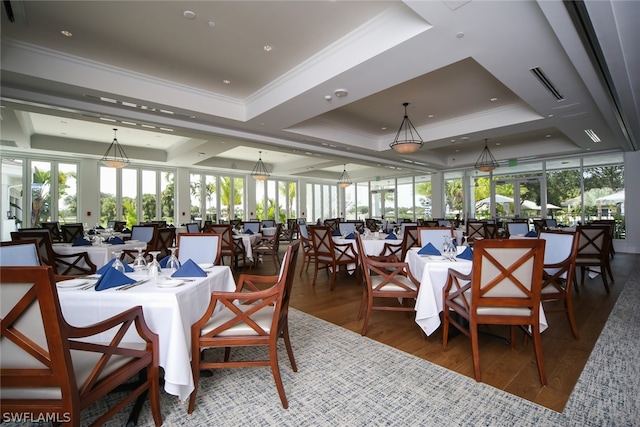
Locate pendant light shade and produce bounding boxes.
[101,128,130,168]
[251,151,270,180]
[474,138,499,172]
[389,102,423,154]
[337,164,352,188]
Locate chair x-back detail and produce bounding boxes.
[365,218,379,232]
[310,225,359,291]
[208,224,246,270]
[188,242,300,413]
[466,221,485,245]
[443,238,547,385]
[151,227,176,259]
[42,222,63,243]
[400,225,420,262]
[0,266,162,426]
[11,230,97,276]
[61,224,84,243]
[298,224,315,276]
[323,218,340,232]
[355,234,420,336]
[539,230,580,338]
[575,225,614,294]
[252,223,283,272]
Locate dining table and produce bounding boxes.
[404,247,548,336]
[233,232,261,261]
[53,239,144,269]
[56,265,236,402]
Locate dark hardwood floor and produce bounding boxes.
[241,246,637,413]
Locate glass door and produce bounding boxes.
[491,176,543,221]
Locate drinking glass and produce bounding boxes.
[166,247,181,273]
[111,251,125,273]
[132,246,148,272]
[442,236,454,260]
[147,251,161,279]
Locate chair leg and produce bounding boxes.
[470,321,481,382]
[329,265,337,291]
[281,323,298,372]
[442,308,450,348]
[187,348,202,414]
[357,287,367,321]
[147,364,163,426]
[269,346,288,409]
[312,263,319,286]
[531,323,547,385]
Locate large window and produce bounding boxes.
[414,175,432,219]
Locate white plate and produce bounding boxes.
[198,263,213,269]
[419,254,443,259]
[56,279,88,288]
[156,279,184,288]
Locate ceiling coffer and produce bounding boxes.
[530,67,564,101]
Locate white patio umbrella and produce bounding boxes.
[596,190,625,203]
[475,194,514,208]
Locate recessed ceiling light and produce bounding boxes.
[183,10,196,19]
[60,30,72,37]
[490,97,498,102]
[223,80,231,84]
[428,114,435,118]
[263,45,272,52]
[334,89,348,97]
[208,21,215,28]
[456,32,465,39]
[495,142,501,146]
[546,134,552,138]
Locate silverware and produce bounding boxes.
[116,279,150,291]
[80,283,96,290]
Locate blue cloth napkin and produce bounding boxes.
[332,230,342,236]
[96,258,134,274]
[159,255,170,268]
[245,229,254,235]
[94,267,135,291]
[345,232,355,239]
[171,259,207,277]
[418,242,441,255]
[72,237,92,246]
[525,231,538,237]
[108,236,125,244]
[359,228,365,234]
[386,232,397,240]
[457,246,474,260]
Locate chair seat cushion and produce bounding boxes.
[201,304,275,336]
[370,276,418,292]
[451,292,532,317]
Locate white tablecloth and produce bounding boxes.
[57,266,236,401]
[333,235,400,257]
[233,233,260,260]
[405,248,548,336]
[53,240,144,269]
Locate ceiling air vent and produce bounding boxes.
[530,67,564,101]
[1,139,18,147]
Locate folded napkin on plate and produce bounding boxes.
[94,267,135,291]
[386,232,397,240]
[418,242,441,255]
[107,236,125,244]
[72,237,92,246]
[457,246,474,260]
[345,233,355,239]
[96,258,134,274]
[245,229,254,235]
[159,255,170,268]
[525,231,538,237]
[332,230,342,236]
[171,259,207,277]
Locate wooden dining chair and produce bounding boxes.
[11,230,97,276]
[400,225,419,261]
[120,225,158,263]
[442,238,547,385]
[355,234,420,336]
[323,218,340,232]
[532,219,547,234]
[41,221,63,243]
[261,219,276,229]
[151,227,176,259]
[417,226,454,250]
[365,218,379,232]
[187,242,300,413]
[298,224,316,276]
[208,224,247,270]
[113,220,127,232]
[483,223,499,239]
[506,222,530,237]
[177,233,221,265]
[574,224,614,294]
[310,225,359,291]
[185,222,201,233]
[61,223,84,243]
[539,230,580,338]
[0,266,162,426]
[0,240,42,266]
[252,223,283,272]
[466,221,485,245]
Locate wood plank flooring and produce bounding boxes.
[242,248,637,412]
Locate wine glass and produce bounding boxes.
[166,247,181,273]
[111,251,125,273]
[147,251,161,278]
[132,245,148,272]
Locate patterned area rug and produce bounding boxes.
[10,264,639,426]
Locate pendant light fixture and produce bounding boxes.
[474,138,499,172]
[251,151,270,180]
[100,128,130,168]
[389,102,423,154]
[337,164,352,188]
